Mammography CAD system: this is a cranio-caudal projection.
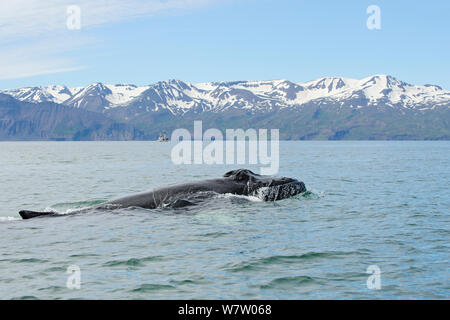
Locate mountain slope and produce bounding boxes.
[0,94,147,140]
[1,75,449,140]
[103,102,449,140]
[4,75,449,113]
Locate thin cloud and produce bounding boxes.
[0,0,215,41]
[0,0,217,80]
[0,36,91,82]
[0,66,86,81]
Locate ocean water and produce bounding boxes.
[0,141,448,300]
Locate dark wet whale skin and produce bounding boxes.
[107,177,247,209]
[19,169,306,219]
[106,169,306,209]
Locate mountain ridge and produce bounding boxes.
[3,75,449,114]
[1,75,449,141]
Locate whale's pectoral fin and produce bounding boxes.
[169,199,196,209]
[19,210,56,220]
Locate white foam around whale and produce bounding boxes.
[218,193,263,202]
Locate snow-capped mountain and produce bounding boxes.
[4,85,81,104]
[3,75,449,115]
[2,75,449,140]
[299,75,449,109]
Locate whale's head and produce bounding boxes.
[223,169,306,201]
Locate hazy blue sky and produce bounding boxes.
[1,0,449,89]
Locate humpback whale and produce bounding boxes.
[19,169,306,219]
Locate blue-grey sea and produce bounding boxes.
[0,141,448,299]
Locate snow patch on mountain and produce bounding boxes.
[3,75,449,113]
[103,84,150,106]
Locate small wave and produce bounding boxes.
[297,189,323,199]
[169,278,210,286]
[11,296,39,300]
[69,253,101,258]
[103,256,164,267]
[260,252,342,263]
[260,275,318,289]
[11,258,49,264]
[38,285,66,293]
[227,251,350,272]
[130,283,176,293]
[43,266,67,272]
[0,216,21,222]
[198,231,230,238]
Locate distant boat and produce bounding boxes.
[158,130,169,142]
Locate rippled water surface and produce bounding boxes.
[0,141,449,299]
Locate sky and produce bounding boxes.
[0,0,449,90]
